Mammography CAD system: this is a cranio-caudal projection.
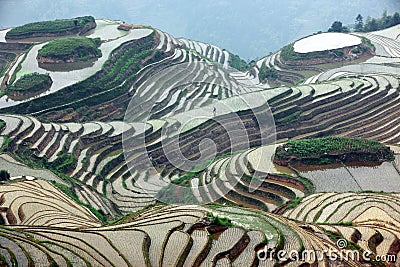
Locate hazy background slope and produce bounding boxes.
[0,0,398,59]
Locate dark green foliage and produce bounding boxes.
[354,14,364,32]
[352,11,400,32]
[6,16,95,37]
[0,136,12,153]
[228,52,250,71]
[206,212,234,227]
[364,18,379,32]
[7,72,52,92]
[0,52,17,77]
[280,43,346,61]
[259,65,278,82]
[38,36,102,61]
[0,170,10,181]
[275,137,394,164]
[328,21,349,33]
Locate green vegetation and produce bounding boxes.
[328,21,350,33]
[6,16,95,38]
[281,36,374,63]
[228,52,250,71]
[285,197,303,210]
[259,64,278,82]
[0,52,17,77]
[275,137,394,165]
[281,43,344,61]
[4,33,160,116]
[360,11,400,32]
[0,120,5,131]
[7,72,52,92]
[332,11,400,33]
[38,36,102,62]
[0,136,12,153]
[206,212,234,227]
[0,170,10,181]
[53,182,107,223]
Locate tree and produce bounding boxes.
[391,12,400,27]
[355,14,364,32]
[328,21,347,33]
[0,170,10,181]
[364,18,379,32]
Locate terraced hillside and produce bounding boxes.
[0,16,399,267]
[283,192,400,266]
[1,180,395,266]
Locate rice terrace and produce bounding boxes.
[0,3,400,267]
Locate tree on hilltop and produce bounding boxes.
[328,21,349,33]
[355,14,364,32]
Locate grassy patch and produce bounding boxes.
[38,36,102,62]
[6,16,95,37]
[206,212,234,227]
[0,52,17,77]
[7,72,52,92]
[0,136,12,153]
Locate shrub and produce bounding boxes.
[0,170,10,181]
[259,65,278,82]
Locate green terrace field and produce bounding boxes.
[5,16,96,39]
[37,36,102,62]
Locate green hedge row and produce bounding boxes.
[6,16,95,37]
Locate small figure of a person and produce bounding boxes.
[213,106,216,117]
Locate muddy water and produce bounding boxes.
[293,161,382,172]
[346,162,400,192]
[294,160,400,192]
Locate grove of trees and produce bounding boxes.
[328,11,400,33]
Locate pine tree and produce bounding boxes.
[355,14,364,32]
